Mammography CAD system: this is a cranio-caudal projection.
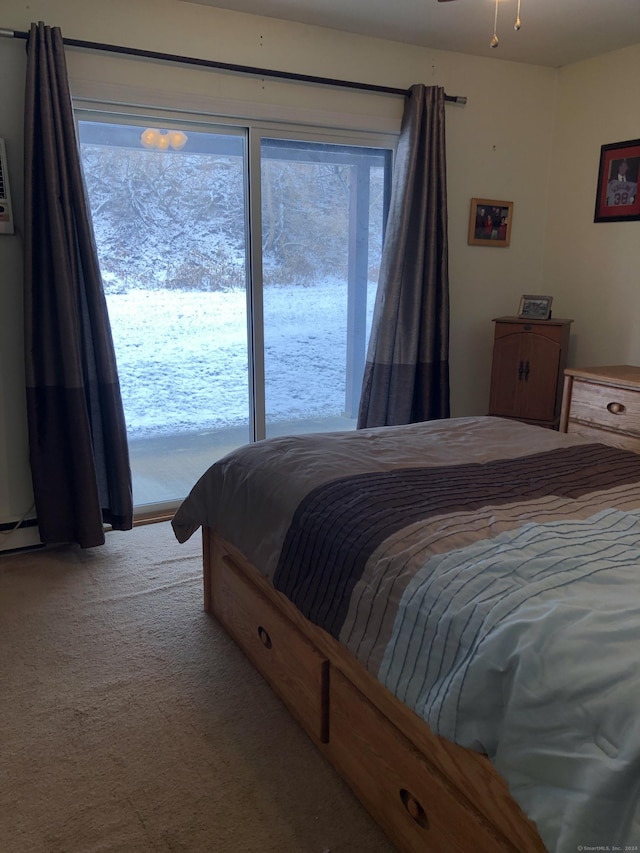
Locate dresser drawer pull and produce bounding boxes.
[607,402,626,415]
[399,788,429,829]
[257,626,273,649]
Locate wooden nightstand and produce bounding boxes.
[488,317,573,429]
[559,365,640,453]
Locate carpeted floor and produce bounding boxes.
[0,522,395,853]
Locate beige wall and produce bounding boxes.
[1,0,633,529]
[544,43,640,367]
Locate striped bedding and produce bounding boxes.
[172,416,640,852]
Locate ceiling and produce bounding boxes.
[181,0,640,68]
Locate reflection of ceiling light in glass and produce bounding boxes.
[140,128,188,150]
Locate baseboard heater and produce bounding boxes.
[0,138,15,235]
[0,519,41,554]
[0,518,38,532]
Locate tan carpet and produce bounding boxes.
[0,522,395,853]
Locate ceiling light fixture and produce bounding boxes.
[438,0,522,50]
[491,0,523,49]
[140,128,188,150]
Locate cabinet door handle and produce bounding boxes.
[524,360,530,381]
[518,360,524,380]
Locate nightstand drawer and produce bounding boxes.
[568,379,640,436]
[565,420,640,454]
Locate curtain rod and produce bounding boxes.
[0,27,467,105]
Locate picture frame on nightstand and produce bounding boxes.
[517,294,553,320]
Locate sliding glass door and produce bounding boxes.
[77,113,392,511]
[78,119,251,507]
[260,138,390,438]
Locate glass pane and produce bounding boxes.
[78,120,249,508]
[260,139,390,438]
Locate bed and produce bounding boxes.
[172,415,640,852]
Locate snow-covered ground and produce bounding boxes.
[107,280,376,438]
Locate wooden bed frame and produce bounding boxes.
[203,526,547,852]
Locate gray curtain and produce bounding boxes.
[358,84,450,428]
[23,22,133,548]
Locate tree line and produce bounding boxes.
[80,145,385,294]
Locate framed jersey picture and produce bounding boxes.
[594,139,640,222]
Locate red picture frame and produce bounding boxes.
[594,139,640,222]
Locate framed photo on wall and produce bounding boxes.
[594,139,640,222]
[468,198,513,247]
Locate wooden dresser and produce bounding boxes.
[559,365,640,453]
[488,317,573,429]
